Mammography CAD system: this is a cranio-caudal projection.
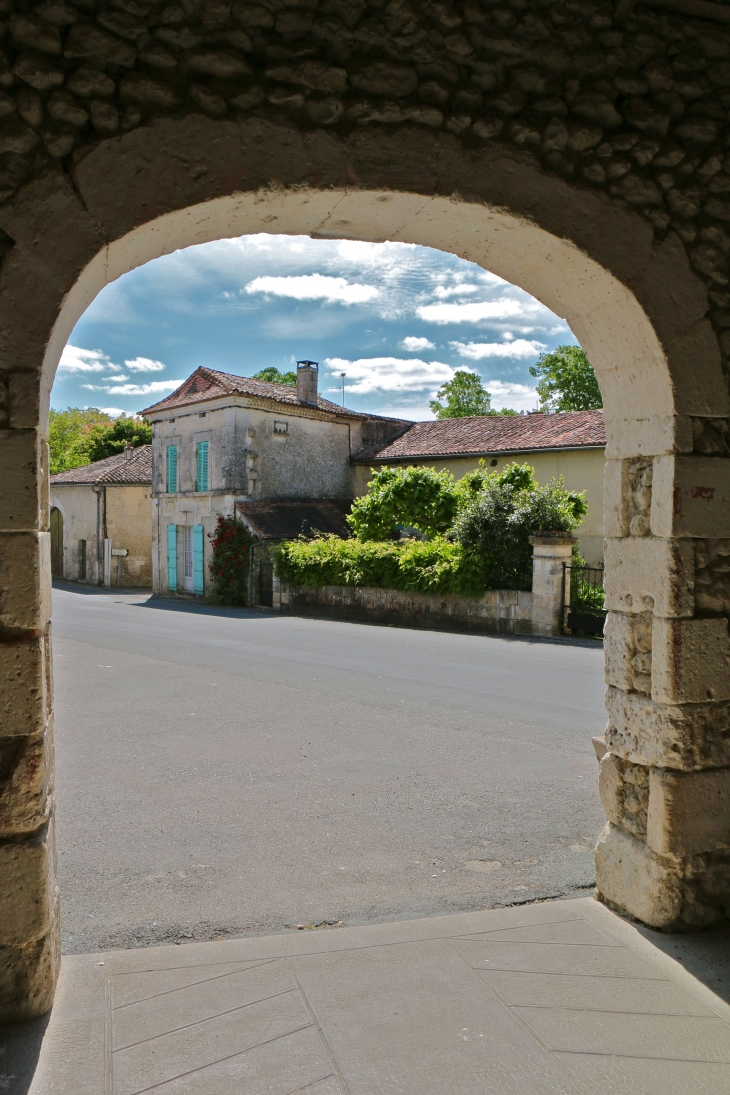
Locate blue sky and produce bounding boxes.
[53,234,578,420]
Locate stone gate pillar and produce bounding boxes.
[596,447,730,929]
[529,533,575,637]
[0,420,59,1020]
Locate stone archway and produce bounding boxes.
[3,0,730,1022]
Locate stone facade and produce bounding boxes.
[143,364,408,595]
[4,0,730,1020]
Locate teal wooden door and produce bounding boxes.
[193,525,204,594]
[167,524,177,590]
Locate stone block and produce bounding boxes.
[603,536,694,617]
[0,734,53,835]
[648,766,730,856]
[595,822,683,928]
[0,820,56,945]
[606,685,730,770]
[592,735,607,760]
[0,428,42,531]
[603,459,630,538]
[599,752,624,825]
[0,897,59,1022]
[603,612,634,690]
[652,616,730,704]
[651,455,730,538]
[0,633,49,737]
[0,531,51,631]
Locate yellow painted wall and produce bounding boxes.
[355,447,605,565]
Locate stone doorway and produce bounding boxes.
[50,507,63,579]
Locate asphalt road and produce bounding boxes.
[52,583,607,954]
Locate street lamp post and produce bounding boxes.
[340,372,346,407]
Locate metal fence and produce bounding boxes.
[562,563,606,636]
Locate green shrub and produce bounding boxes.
[207,514,253,605]
[347,466,459,541]
[274,535,486,596]
[449,463,587,590]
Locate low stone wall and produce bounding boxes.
[278,583,532,636]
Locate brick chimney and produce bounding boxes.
[296,360,319,406]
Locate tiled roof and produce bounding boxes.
[141,366,379,419]
[237,499,352,541]
[50,445,152,485]
[354,410,606,462]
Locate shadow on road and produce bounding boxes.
[0,1013,50,1095]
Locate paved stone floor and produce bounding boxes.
[5,896,730,1094]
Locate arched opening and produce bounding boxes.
[50,507,63,579]
[4,139,730,1024]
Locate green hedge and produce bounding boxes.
[274,536,487,597]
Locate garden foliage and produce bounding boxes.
[346,466,459,541]
[207,514,253,605]
[276,463,587,595]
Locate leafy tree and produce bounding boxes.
[252,366,297,385]
[529,344,602,412]
[49,407,112,473]
[85,415,152,462]
[449,463,587,589]
[347,466,459,541]
[429,370,518,418]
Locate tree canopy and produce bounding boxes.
[429,370,517,418]
[347,465,459,541]
[252,366,297,385]
[528,345,602,412]
[49,408,151,473]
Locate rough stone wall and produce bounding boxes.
[6,0,730,1021]
[1,2,730,375]
[279,581,533,634]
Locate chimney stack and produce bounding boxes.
[123,443,134,461]
[296,360,319,406]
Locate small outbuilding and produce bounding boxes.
[49,444,153,587]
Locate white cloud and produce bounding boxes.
[106,374,128,382]
[452,338,546,360]
[82,380,183,396]
[324,356,458,395]
[245,273,379,305]
[97,407,124,417]
[58,345,113,373]
[125,357,166,373]
[486,380,539,412]
[432,284,479,299]
[107,380,183,396]
[401,336,435,352]
[416,299,530,324]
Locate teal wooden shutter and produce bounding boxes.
[167,524,177,590]
[196,441,209,492]
[166,445,178,493]
[192,525,204,593]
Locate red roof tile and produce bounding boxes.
[140,366,382,420]
[50,445,152,485]
[354,411,605,462]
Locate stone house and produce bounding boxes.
[49,444,153,588]
[141,360,409,597]
[354,411,606,566]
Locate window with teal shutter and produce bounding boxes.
[166,524,177,590]
[192,525,204,593]
[196,441,209,492]
[166,445,178,493]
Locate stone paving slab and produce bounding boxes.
[5,897,730,1095]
